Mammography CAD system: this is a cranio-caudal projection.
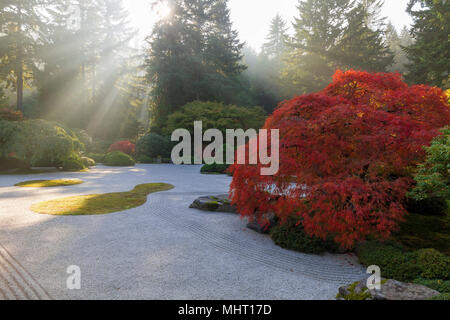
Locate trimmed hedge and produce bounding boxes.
[356,241,450,282]
[200,163,229,174]
[270,218,340,254]
[104,152,135,167]
[62,155,85,171]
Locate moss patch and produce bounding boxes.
[15,179,84,188]
[31,183,174,216]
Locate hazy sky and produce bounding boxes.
[125,0,413,50]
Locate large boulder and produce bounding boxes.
[189,195,237,214]
[338,279,440,301]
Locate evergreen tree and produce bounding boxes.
[0,0,51,111]
[386,22,412,73]
[282,0,354,94]
[145,0,247,132]
[282,0,393,95]
[404,0,449,87]
[336,0,393,71]
[262,13,289,60]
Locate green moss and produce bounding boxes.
[205,201,220,211]
[31,183,174,216]
[336,282,372,301]
[15,179,84,188]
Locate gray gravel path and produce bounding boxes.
[0,165,365,300]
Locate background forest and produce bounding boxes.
[0,0,448,141]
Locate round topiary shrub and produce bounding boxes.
[104,152,135,167]
[136,133,172,159]
[62,155,85,171]
[414,249,450,280]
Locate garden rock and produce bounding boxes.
[247,213,277,234]
[189,195,237,213]
[338,279,440,300]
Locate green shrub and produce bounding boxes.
[270,218,340,255]
[62,155,85,171]
[81,157,96,168]
[393,211,450,255]
[136,155,154,164]
[200,163,229,174]
[408,127,449,215]
[85,153,105,163]
[431,293,450,300]
[0,119,83,168]
[413,279,450,293]
[357,242,450,282]
[405,197,448,217]
[136,133,172,159]
[104,152,135,167]
[163,101,266,137]
[356,241,421,282]
[413,249,450,280]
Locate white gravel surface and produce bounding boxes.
[0,165,365,300]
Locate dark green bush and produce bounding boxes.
[136,155,154,164]
[357,242,450,282]
[85,153,105,163]
[136,133,172,159]
[200,163,229,174]
[62,155,85,171]
[356,241,421,282]
[413,279,450,293]
[405,197,448,217]
[104,152,135,167]
[413,249,450,280]
[81,157,96,168]
[270,219,340,255]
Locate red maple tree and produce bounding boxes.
[230,70,450,248]
[108,140,136,156]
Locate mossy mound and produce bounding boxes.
[15,179,84,188]
[31,183,174,216]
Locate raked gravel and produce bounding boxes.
[0,165,365,300]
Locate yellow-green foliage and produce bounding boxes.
[0,119,84,168]
[16,179,84,188]
[31,183,174,216]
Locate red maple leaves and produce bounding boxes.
[230,70,450,248]
[108,140,136,156]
